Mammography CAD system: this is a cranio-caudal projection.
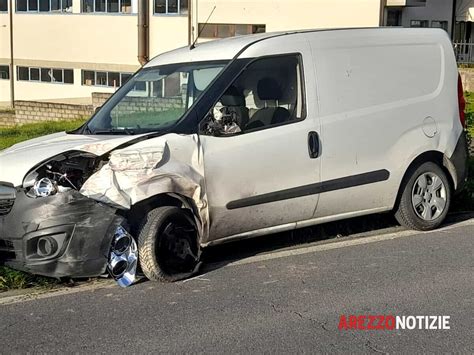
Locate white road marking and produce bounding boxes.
[0,280,116,306]
[223,218,474,267]
[181,276,211,283]
[1,218,472,305]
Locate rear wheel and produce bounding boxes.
[395,162,451,231]
[138,206,201,282]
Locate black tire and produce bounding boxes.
[395,162,451,231]
[138,206,201,282]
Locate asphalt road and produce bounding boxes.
[0,217,473,353]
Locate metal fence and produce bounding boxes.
[454,42,474,64]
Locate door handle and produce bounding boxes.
[308,131,320,159]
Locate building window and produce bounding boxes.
[386,9,401,27]
[410,20,429,28]
[431,20,448,31]
[0,0,8,12]
[16,0,72,12]
[81,0,132,13]
[82,70,132,87]
[17,66,74,84]
[121,72,132,84]
[0,65,9,79]
[198,23,266,39]
[154,0,187,15]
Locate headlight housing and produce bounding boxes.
[31,178,58,197]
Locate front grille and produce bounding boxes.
[0,199,14,216]
[0,239,16,261]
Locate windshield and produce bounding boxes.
[85,61,228,135]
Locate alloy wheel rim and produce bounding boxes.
[411,172,447,221]
[157,216,198,275]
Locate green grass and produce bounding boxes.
[465,92,474,137]
[0,267,58,292]
[0,108,15,114]
[453,92,474,212]
[0,119,86,150]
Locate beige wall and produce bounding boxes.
[13,14,138,65]
[149,15,189,58]
[0,0,381,104]
[194,0,381,34]
[0,14,10,60]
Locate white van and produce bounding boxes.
[0,28,468,286]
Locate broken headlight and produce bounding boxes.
[31,178,58,197]
[23,151,99,197]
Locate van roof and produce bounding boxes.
[144,27,447,68]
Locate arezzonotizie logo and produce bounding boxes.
[338,315,450,330]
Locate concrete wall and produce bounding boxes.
[0,111,16,127]
[92,92,113,109]
[8,100,93,126]
[459,67,474,92]
[0,92,184,127]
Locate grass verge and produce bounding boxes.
[453,93,474,211]
[0,119,86,150]
[0,119,86,292]
[0,267,59,292]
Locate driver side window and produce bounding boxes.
[202,54,305,136]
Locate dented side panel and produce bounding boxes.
[80,133,209,240]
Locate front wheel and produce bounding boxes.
[395,162,451,231]
[138,206,201,282]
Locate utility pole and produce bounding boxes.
[188,0,192,45]
[451,0,457,41]
[379,0,387,27]
[137,0,149,65]
[9,0,14,109]
[189,0,197,45]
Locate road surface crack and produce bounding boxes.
[364,340,387,354]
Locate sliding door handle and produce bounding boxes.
[308,131,320,159]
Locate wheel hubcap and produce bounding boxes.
[411,172,447,221]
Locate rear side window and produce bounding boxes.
[202,54,305,136]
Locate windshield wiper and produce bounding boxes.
[93,128,135,135]
[83,124,93,135]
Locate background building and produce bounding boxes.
[384,1,474,41]
[385,1,455,36]
[384,0,474,63]
[0,0,382,105]
[2,0,474,106]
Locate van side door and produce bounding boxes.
[199,44,321,242]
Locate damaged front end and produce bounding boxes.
[0,185,124,279]
[0,134,207,287]
[0,150,139,286]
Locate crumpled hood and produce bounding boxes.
[0,131,144,187]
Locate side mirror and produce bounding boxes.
[94,106,101,114]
